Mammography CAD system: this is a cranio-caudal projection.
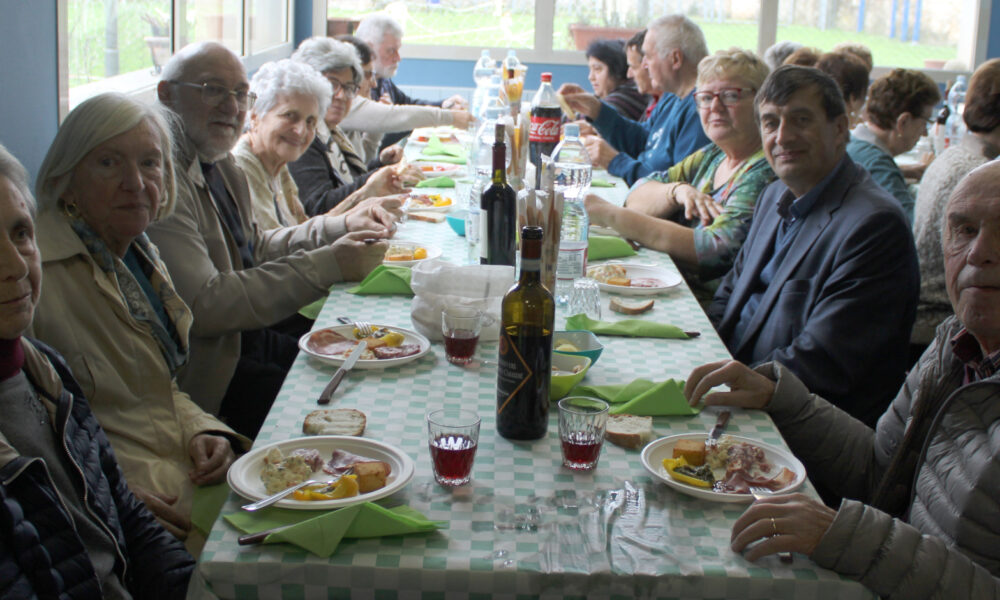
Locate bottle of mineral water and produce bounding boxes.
[552,123,592,307]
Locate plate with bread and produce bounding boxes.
[641,434,806,503]
[299,324,431,369]
[587,263,682,296]
[382,241,443,266]
[227,435,415,510]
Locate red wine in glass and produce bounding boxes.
[561,431,603,470]
[443,329,479,365]
[430,434,477,485]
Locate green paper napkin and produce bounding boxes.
[591,178,615,188]
[565,314,689,339]
[299,295,327,321]
[347,265,414,296]
[191,483,231,535]
[588,235,637,260]
[421,135,468,163]
[415,176,456,188]
[224,502,444,557]
[570,379,700,416]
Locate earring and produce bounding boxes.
[63,200,80,218]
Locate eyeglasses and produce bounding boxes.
[171,81,256,110]
[694,87,755,108]
[328,79,360,99]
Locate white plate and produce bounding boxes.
[587,263,682,296]
[408,127,467,147]
[382,241,443,266]
[414,163,465,178]
[405,194,455,213]
[228,436,415,510]
[641,434,806,503]
[298,324,431,369]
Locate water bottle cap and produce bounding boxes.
[541,73,552,82]
[564,123,580,138]
[481,49,490,57]
[507,49,516,57]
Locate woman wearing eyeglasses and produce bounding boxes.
[585,48,776,302]
[287,37,422,217]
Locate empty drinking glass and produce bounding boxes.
[568,277,602,320]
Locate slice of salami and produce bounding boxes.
[630,278,666,288]
[323,449,392,476]
[372,344,421,359]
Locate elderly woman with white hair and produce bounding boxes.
[234,58,332,230]
[29,92,249,554]
[288,36,421,216]
[586,48,775,302]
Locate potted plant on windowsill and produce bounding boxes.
[568,8,644,50]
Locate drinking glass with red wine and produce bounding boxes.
[558,397,609,471]
[441,307,483,366]
[427,409,480,486]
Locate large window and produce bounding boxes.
[329,0,987,75]
[60,0,293,117]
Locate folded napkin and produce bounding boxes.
[415,176,456,188]
[588,235,637,260]
[224,502,444,557]
[565,314,690,339]
[191,483,231,535]
[347,264,414,296]
[591,178,615,188]
[299,295,328,321]
[570,379,699,416]
[421,135,468,163]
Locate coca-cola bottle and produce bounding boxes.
[529,72,561,188]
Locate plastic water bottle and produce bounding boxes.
[945,75,968,145]
[502,49,521,74]
[552,123,592,307]
[471,50,497,128]
[466,105,510,259]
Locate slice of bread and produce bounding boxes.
[672,438,706,466]
[609,297,654,315]
[605,414,653,450]
[407,211,447,223]
[302,408,367,436]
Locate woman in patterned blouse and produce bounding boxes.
[585,48,776,301]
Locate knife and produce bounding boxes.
[707,410,731,445]
[318,340,367,404]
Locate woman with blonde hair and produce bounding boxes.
[31,92,248,554]
[586,48,776,301]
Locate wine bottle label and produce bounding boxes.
[496,328,552,439]
[479,208,489,261]
[520,257,540,271]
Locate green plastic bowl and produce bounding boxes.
[552,330,603,366]
[550,353,592,401]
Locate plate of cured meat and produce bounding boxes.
[587,263,682,296]
[227,436,415,510]
[641,434,806,503]
[299,325,431,369]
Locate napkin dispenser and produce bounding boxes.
[410,259,515,342]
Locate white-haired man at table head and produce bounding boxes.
[685,161,1000,599]
[149,41,393,437]
[356,13,468,147]
[558,14,711,186]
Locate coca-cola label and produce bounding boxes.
[530,116,560,143]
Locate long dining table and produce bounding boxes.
[192,165,875,599]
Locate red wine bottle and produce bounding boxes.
[479,122,516,266]
[496,226,555,440]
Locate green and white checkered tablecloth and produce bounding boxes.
[195,178,874,600]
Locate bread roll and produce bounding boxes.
[302,408,367,436]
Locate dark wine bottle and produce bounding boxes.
[479,122,517,266]
[496,226,555,440]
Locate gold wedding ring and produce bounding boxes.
[770,517,778,537]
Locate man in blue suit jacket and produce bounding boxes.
[708,66,919,427]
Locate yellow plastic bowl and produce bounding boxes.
[549,353,592,401]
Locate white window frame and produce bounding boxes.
[328,0,991,81]
[58,0,296,121]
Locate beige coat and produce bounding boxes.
[30,209,249,523]
[146,135,349,413]
[233,137,309,230]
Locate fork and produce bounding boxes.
[241,479,333,511]
[354,321,375,337]
[749,486,793,564]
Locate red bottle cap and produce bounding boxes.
[541,73,552,82]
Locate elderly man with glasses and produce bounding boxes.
[149,41,395,436]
